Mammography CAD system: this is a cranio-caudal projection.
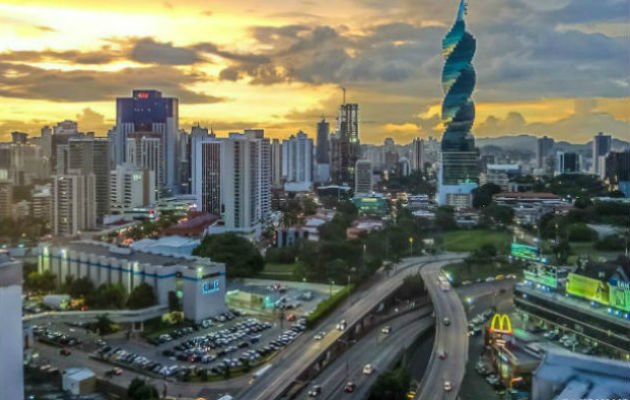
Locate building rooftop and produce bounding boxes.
[494,192,560,200]
[54,240,209,268]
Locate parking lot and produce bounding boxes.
[93,310,307,381]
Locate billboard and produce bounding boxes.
[511,243,540,261]
[524,268,558,288]
[566,273,609,305]
[609,279,630,312]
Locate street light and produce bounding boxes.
[409,237,414,257]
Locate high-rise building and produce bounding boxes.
[0,253,23,400]
[383,137,399,173]
[9,141,47,185]
[0,180,12,220]
[315,117,331,183]
[109,164,156,212]
[399,157,411,177]
[178,129,191,194]
[556,151,581,175]
[536,136,555,170]
[271,139,283,188]
[189,125,213,196]
[68,137,110,222]
[411,138,424,172]
[437,0,479,207]
[40,125,53,161]
[51,120,83,174]
[603,151,630,197]
[355,159,372,195]
[331,103,360,185]
[592,132,612,175]
[51,173,96,236]
[282,131,313,191]
[192,131,271,237]
[31,184,52,221]
[115,90,179,193]
[126,135,162,196]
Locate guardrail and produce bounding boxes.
[23,305,168,324]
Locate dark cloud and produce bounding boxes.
[129,38,201,65]
[0,48,119,64]
[192,42,271,64]
[0,62,223,104]
[35,25,57,33]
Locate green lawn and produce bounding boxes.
[441,229,512,253]
[257,262,303,281]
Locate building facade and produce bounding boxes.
[68,137,110,222]
[556,151,581,175]
[115,90,179,193]
[110,164,156,212]
[51,173,96,236]
[282,131,313,192]
[592,132,612,175]
[0,253,23,400]
[355,159,373,195]
[331,103,360,185]
[536,136,555,171]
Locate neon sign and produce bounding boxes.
[136,92,149,99]
[489,313,513,335]
[202,279,220,295]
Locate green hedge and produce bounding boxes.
[306,284,354,328]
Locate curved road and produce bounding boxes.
[415,263,468,400]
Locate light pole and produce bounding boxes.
[409,237,414,257]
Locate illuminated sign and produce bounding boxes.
[136,92,149,99]
[566,273,609,305]
[202,279,220,295]
[510,243,540,261]
[524,267,558,288]
[489,313,513,335]
[609,279,630,312]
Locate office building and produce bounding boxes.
[38,241,227,322]
[189,125,213,197]
[40,125,53,160]
[536,136,555,171]
[592,132,612,175]
[410,138,423,172]
[556,151,581,175]
[115,90,179,192]
[603,151,630,197]
[110,164,156,212]
[127,135,163,194]
[330,103,360,185]
[51,120,83,174]
[52,173,96,236]
[481,164,522,191]
[68,137,110,222]
[493,191,565,225]
[193,131,271,238]
[399,157,411,177]
[437,0,479,207]
[354,159,373,195]
[0,253,23,400]
[383,137,399,173]
[31,185,52,221]
[271,139,283,188]
[282,131,313,192]
[0,180,12,220]
[315,118,331,183]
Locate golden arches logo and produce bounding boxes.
[490,314,513,334]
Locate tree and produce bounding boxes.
[553,239,570,264]
[94,314,115,336]
[63,275,95,298]
[86,283,127,309]
[434,206,456,231]
[193,233,264,278]
[127,283,157,309]
[480,203,514,226]
[127,378,159,400]
[368,367,410,400]
[25,270,57,293]
[472,183,502,208]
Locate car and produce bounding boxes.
[485,277,495,282]
[344,382,357,393]
[443,317,451,326]
[362,364,374,375]
[381,326,392,334]
[313,333,324,341]
[336,320,347,331]
[308,385,322,397]
[287,314,296,322]
[443,381,453,391]
[438,350,447,360]
[496,274,505,280]
[59,348,71,356]
[461,280,472,285]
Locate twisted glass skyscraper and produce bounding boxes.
[438,0,480,206]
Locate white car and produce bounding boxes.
[443,381,453,391]
[313,331,326,341]
[381,326,392,334]
[362,364,374,375]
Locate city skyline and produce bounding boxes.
[0,0,628,144]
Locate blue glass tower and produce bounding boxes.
[438,0,479,205]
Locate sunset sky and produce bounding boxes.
[0,0,628,144]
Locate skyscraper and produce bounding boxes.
[51,173,96,236]
[592,132,612,175]
[331,103,360,185]
[192,131,271,238]
[68,137,110,222]
[437,0,479,207]
[355,159,373,195]
[315,117,331,183]
[271,139,283,188]
[411,138,424,172]
[115,90,179,193]
[109,164,156,212]
[536,135,555,171]
[282,131,313,192]
[556,151,581,175]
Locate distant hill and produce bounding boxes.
[476,134,629,154]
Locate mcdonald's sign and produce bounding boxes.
[489,313,513,334]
